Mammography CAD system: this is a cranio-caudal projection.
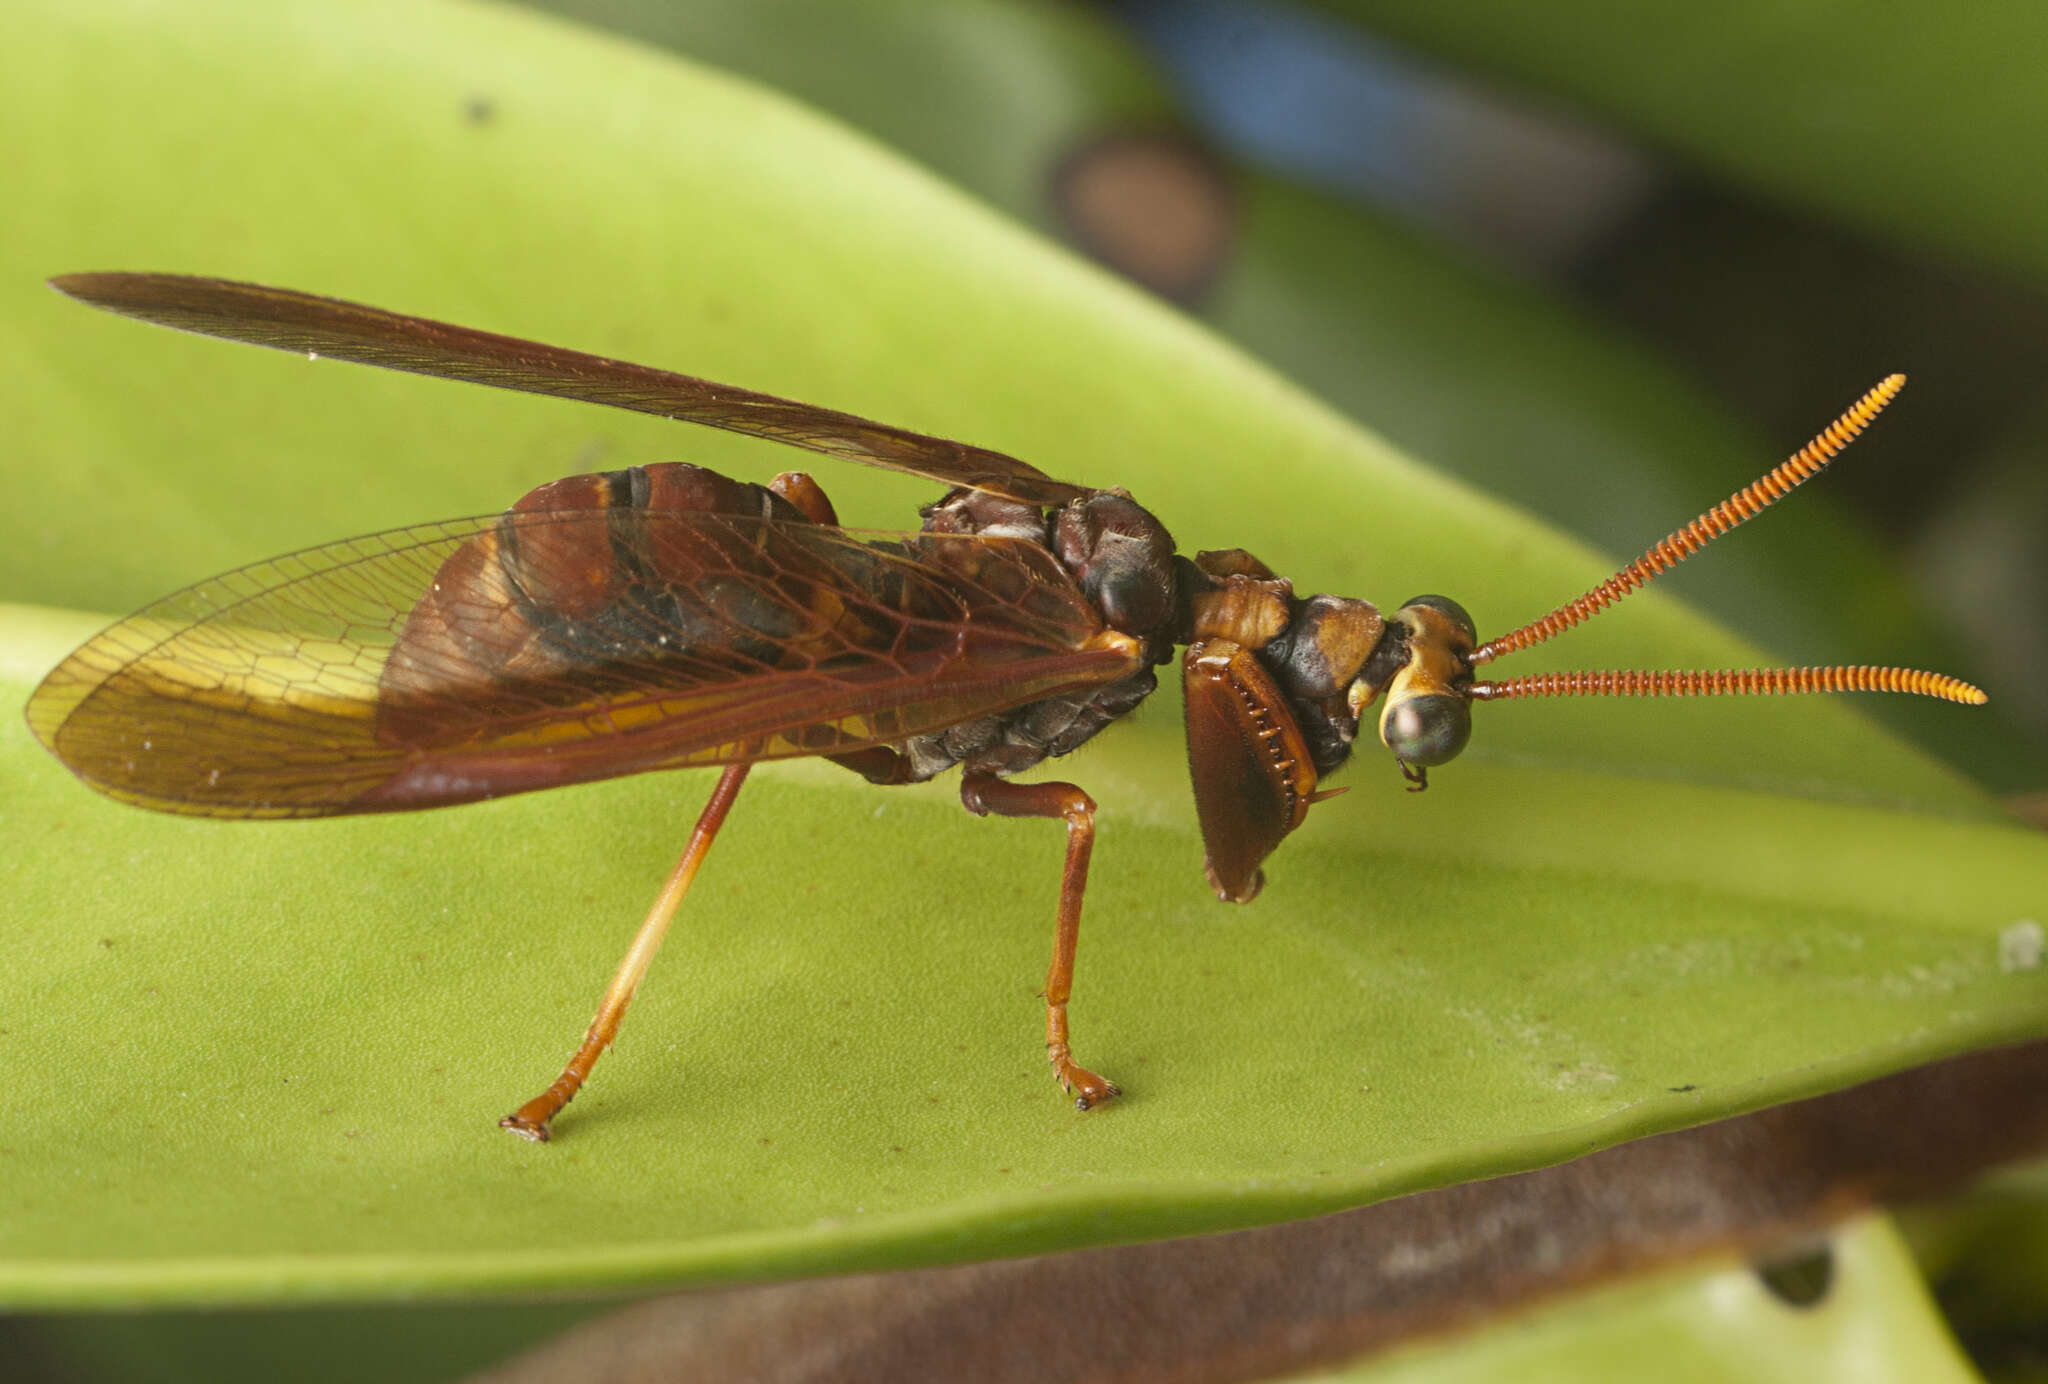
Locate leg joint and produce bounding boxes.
[960,769,1094,826]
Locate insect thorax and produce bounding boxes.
[1177,548,1408,778]
[895,487,1179,783]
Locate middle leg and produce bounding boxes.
[960,766,1119,1110]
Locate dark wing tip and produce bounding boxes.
[51,269,147,295]
[50,271,207,315]
[50,271,114,301]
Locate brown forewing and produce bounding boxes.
[51,274,1087,506]
[27,514,1141,818]
[1182,638,1319,903]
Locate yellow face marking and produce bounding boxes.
[1377,602,1474,748]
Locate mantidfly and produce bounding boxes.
[30,273,1987,1139]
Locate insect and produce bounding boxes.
[31,273,1987,1141]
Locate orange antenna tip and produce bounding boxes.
[1470,377,1909,666]
[1467,665,1987,706]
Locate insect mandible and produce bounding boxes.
[30,274,1988,1140]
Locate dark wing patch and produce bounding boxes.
[28,512,1142,818]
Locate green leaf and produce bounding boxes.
[7,1299,608,1384]
[512,0,1180,222]
[2,0,2043,1309]
[6,614,2046,1307]
[1322,0,2048,289]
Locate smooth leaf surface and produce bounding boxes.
[1324,1,2048,288]
[2,0,2044,1309]
[7,604,2047,1307]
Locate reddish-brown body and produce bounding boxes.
[31,274,1986,1139]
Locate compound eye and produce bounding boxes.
[1399,594,1476,646]
[1381,692,1472,767]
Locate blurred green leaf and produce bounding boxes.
[516,0,1179,221]
[2,0,2043,1310]
[1323,1,2048,289]
[1206,172,2032,786]
[8,1299,609,1384]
